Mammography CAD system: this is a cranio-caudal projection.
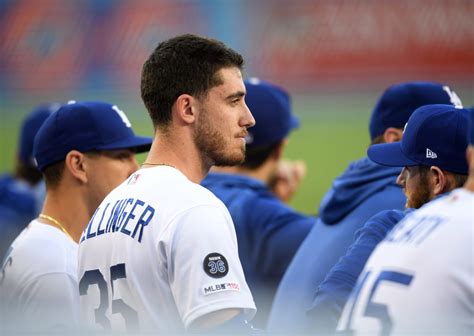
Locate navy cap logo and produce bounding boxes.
[426,148,437,159]
[403,122,408,134]
[203,253,229,278]
[112,105,132,127]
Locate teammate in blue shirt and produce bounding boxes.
[268,82,461,334]
[202,78,315,328]
[0,103,60,260]
[311,104,469,334]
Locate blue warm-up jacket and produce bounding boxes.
[267,157,406,333]
[0,175,43,261]
[307,208,410,334]
[202,172,315,328]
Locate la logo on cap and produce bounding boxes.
[426,148,437,159]
[403,123,408,134]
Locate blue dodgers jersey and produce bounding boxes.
[268,157,405,333]
[202,172,315,328]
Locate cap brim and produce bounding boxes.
[98,135,153,153]
[367,142,418,167]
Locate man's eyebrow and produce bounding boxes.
[225,91,246,100]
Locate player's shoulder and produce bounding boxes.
[10,220,78,276]
[413,188,472,218]
[384,189,473,249]
[130,168,230,220]
[182,179,227,210]
[440,187,472,206]
[121,167,221,204]
[157,167,227,208]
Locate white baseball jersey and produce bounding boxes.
[0,220,79,332]
[78,166,256,333]
[338,188,474,335]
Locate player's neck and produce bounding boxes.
[40,190,89,243]
[464,175,474,192]
[212,159,276,186]
[144,134,209,184]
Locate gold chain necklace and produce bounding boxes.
[39,213,74,242]
[142,162,176,169]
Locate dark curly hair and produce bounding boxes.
[141,34,244,128]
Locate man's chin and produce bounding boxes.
[213,152,245,167]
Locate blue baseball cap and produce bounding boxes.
[34,101,153,172]
[18,103,62,167]
[244,78,299,147]
[468,107,474,145]
[369,82,462,140]
[368,104,469,174]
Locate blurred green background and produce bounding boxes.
[2,88,471,215]
[1,0,472,215]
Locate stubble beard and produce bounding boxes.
[194,111,246,167]
[405,174,433,209]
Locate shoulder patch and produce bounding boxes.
[202,282,240,296]
[203,252,229,278]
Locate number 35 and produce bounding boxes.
[79,263,138,331]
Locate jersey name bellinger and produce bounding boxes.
[80,198,155,243]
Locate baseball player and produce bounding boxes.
[0,103,60,260]
[337,105,474,335]
[202,78,315,328]
[77,34,256,333]
[268,82,460,333]
[0,102,151,333]
[310,104,469,334]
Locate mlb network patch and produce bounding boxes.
[202,282,241,296]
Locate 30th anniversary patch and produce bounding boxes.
[203,252,228,278]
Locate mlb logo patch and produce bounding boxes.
[127,173,140,185]
[202,282,241,296]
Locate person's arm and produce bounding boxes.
[189,308,262,334]
[269,160,306,203]
[306,209,405,334]
[189,308,241,330]
[167,204,256,331]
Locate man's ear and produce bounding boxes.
[430,166,447,196]
[174,94,196,125]
[64,150,88,184]
[383,127,403,143]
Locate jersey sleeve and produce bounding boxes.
[306,209,405,333]
[19,272,79,331]
[166,204,256,329]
